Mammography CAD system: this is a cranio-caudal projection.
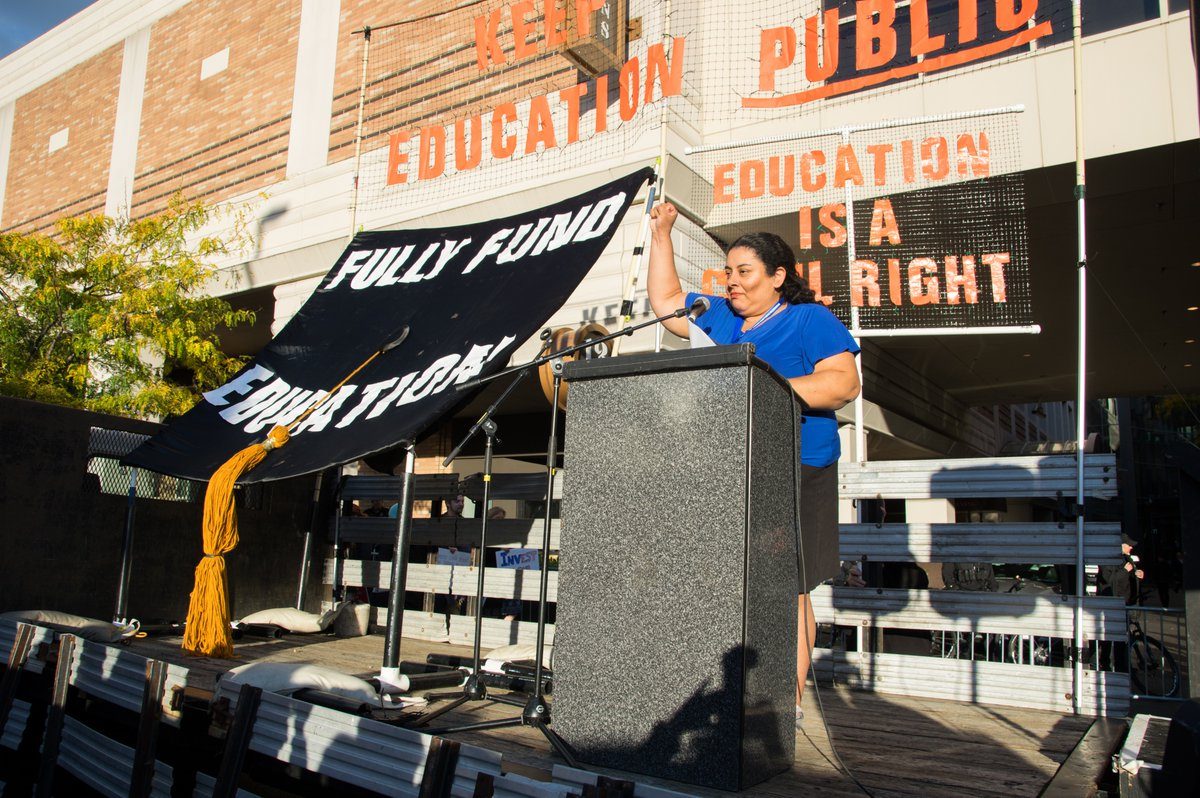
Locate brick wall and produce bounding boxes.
[2,46,123,235]
[329,0,578,164]
[131,0,302,218]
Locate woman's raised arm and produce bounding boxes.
[647,202,690,339]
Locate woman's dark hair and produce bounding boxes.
[727,232,816,304]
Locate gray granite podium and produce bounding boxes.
[554,345,799,791]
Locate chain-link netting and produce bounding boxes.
[343,0,1078,326]
[352,0,690,219]
[87,427,201,501]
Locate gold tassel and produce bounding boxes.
[181,425,290,657]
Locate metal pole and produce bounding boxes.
[347,26,372,238]
[382,444,416,673]
[841,129,866,464]
[294,471,324,610]
[611,171,659,357]
[1071,0,1087,716]
[113,468,138,622]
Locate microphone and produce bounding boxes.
[686,296,711,323]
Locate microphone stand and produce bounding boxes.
[421,304,699,763]
[414,332,554,725]
[455,302,702,394]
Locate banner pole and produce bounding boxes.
[347,26,372,239]
[611,160,662,357]
[381,444,416,677]
[1071,0,1088,717]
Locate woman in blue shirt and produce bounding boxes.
[647,201,860,724]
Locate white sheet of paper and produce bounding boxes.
[437,547,472,567]
[689,321,716,348]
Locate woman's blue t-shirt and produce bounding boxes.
[685,292,859,467]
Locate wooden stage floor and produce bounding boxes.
[133,632,1095,798]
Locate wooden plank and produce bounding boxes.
[113,634,1094,798]
[1038,718,1127,797]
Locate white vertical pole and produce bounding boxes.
[842,129,865,463]
[347,27,372,239]
[1071,0,1087,716]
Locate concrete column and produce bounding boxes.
[0,103,13,226]
[286,0,341,177]
[105,28,150,218]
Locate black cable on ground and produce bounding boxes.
[790,387,875,798]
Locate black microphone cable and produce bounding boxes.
[789,390,875,798]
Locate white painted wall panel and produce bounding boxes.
[286,0,341,178]
[105,27,150,218]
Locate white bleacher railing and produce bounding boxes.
[324,454,1128,716]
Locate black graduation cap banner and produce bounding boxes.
[125,168,653,483]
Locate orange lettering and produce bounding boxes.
[473,8,506,70]
[819,203,846,248]
[997,0,1037,32]
[800,150,827,192]
[866,142,892,185]
[798,207,813,249]
[574,0,606,39]
[921,136,949,180]
[959,0,978,44]
[910,0,945,57]
[852,259,882,306]
[797,262,834,306]
[908,257,940,305]
[901,139,915,182]
[702,268,727,294]
[454,115,482,171]
[525,95,556,153]
[869,198,901,245]
[834,144,865,188]
[386,131,410,185]
[740,160,766,199]
[983,252,1009,301]
[714,163,735,204]
[546,0,568,47]
[856,0,898,71]
[619,57,640,121]
[645,39,685,102]
[595,74,609,132]
[805,10,840,82]
[511,1,537,59]
[887,258,903,305]
[492,103,518,158]
[769,155,794,197]
[419,126,445,179]
[759,27,797,92]
[560,82,587,144]
[944,255,979,304]
[956,132,990,177]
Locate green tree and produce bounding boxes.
[0,196,255,419]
